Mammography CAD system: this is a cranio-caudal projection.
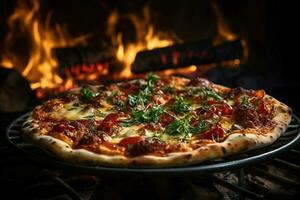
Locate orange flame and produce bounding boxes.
[0,0,88,90]
[108,6,197,79]
[211,0,248,65]
[0,1,245,98]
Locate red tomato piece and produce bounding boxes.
[102,142,117,150]
[159,113,175,127]
[257,101,270,116]
[100,113,123,135]
[52,123,75,133]
[200,124,224,140]
[118,136,143,147]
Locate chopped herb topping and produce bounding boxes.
[122,105,165,127]
[141,73,160,94]
[171,96,191,114]
[241,96,255,108]
[190,120,209,134]
[165,116,190,136]
[189,87,223,101]
[128,92,150,108]
[127,73,160,109]
[80,87,99,101]
[165,116,210,141]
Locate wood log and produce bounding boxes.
[132,39,243,73]
[52,47,115,77]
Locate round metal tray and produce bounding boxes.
[6,112,300,177]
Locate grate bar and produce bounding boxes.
[213,176,264,199]
[271,158,300,171]
[43,170,84,200]
[281,129,299,137]
[246,167,300,187]
[290,149,300,156]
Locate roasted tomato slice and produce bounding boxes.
[200,124,224,141]
[159,113,175,127]
[101,142,118,150]
[256,101,270,116]
[51,122,76,133]
[118,136,144,147]
[253,90,265,100]
[207,100,233,115]
[99,113,124,135]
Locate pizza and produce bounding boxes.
[22,74,292,167]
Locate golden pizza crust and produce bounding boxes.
[22,77,292,167]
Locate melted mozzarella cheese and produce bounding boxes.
[49,102,113,120]
[220,117,234,131]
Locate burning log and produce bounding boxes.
[52,47,115,78]
[0,68,36,112]
[131,39,243,73]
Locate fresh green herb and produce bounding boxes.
[122,105,165,127]
[80,87,99,101]
[241,96,255,108]
[171,96,191,114]
[142,105,164,123]
[165,116,190,136]
[127,73,160,108]
[146,73,160,87]
[165,116,210,140]
[128,92,150,108]
[141,73,160,94]
[190,120,209,134]
[189,87,223,101]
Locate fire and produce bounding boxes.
[115,26,175,78]
[211,1,248,63]
[0,1,245,98]
[0,0,88,90]
[108,6,196,79]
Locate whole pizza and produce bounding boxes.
[22,74,292,167]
